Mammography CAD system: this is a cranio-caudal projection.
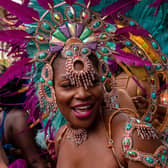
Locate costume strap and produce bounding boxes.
[122,117,168,167]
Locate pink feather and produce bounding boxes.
[64,0,77,5]
[84,0,101,6]
[37,0,53,9]
[102,0,140,17]
[0,30,30,44]
[0,0,39,23]
[0,58,33,89]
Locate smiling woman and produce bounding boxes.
[0,0,167,168]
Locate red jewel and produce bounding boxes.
[82,12,88,19]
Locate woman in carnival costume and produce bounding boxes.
[0,0,168,167]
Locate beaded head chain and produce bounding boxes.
[0,0,167,131]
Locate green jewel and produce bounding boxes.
[152,92,156,99]
[52,28,67,42]
[115,104,119,108]
[155,64,161,70]
[73,45,79,51]
[67,9,74,18]
[142,42,147,49]
[166,137,168,143]
[152,41,158,49]
[82,48,88,54]
[145,156,154,164]
[101,76,106,82]
[96,52,102,59]
[102,56,108,63]
[38,52,47,59]
[105,23,116,32]
[93,21,101,28]
[128,151,137,157]
[106,41,116,50]
[107,72,111,77]
[47,80,53,86]
[146,66,151,70]
[100,33,107,39]
[40,77,45,83]
[65,50,73,56]
[124,139,130,146]
[126,123,132,130]
[161,55,167,63]
[161,154,166,163]
[125,41,132,47]
[136,119,140,123]
[144,116,150,122]
[146,123,152,127]
[101,47,109,53]
[129,20,136,26]
[42,22,51,30]
[80,26,92,41]
[163,150,167,154]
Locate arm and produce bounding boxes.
[0,143,8,168]
[6,109,48,168]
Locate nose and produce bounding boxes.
[74,86,92,100]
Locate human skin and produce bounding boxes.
[0,143,8,168]
[52,56,162,168]
[0,109,48,168]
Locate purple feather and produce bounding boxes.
[37,0,53,9]
[0,30,30,44]
[116,26,149,37]
[113,49,152,66]
[149,0,168,16]
[0,0,39,23]
[8,159,27,168]
[64,0,77,5]
[84,0,101,6]
[102,0,140,17]
[0,58,33,89]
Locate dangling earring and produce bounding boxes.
[38,63,57,114]
[99,60,120,110]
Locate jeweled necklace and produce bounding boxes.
[66,126,88,146]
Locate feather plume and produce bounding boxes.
[0,0,39,23]
[113,49,152,66]
[84,0,101,6]
[116,26,149,37]
[0,30,30,44]
[37,0,53,9]
[8,159,27,168]
[149,0,168,16]
[0,58,33,89]
[102,0,140,17]
[64,0,77,5]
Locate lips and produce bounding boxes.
[71,103,94,119]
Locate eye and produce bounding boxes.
[60,81,74,89]
[92,77,100,86]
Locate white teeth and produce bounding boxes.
[75,105,91,110]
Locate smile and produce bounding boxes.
[72,104,94,119]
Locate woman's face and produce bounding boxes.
[53,57,103,129]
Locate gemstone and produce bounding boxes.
[146,66,151,70]
[124,139,130,148]
[145,157,154,164]
[82,11,88,19]
[105,23,116,32]
[101,76,106,82]
[52,28,67,42]
[144,116,150,122]
[93,21,101,28]
[155,64,161,70]
[152,41,158,49]
[142,43,147,49]
[128,151,137,157]
[115,104,119,108]
[65,50,73,56]
[40,77,45,83]
[107,72,111,77]
[53,13,60,20]
[126,123,132,130]
[152,92,156,99]
[67,8,74,18]
[42,22,51,30]
[103,56,108,63]
[47,80,53,86]
[96,52,102,59]
[80,26,92,41]
[161,155,165,163]
[82,48,89,54]
[36,34,45,41]
[100,34,107,39]
[125,41,132,46]
[161,55,167,63]
[106,41,116,50]
[73,45,79,51]
[129,20,136,26]
[39,52,47,59]
[101,47,109,53]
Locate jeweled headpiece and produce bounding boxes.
[0,0,167,132]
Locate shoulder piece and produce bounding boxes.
[121,117,168,167]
